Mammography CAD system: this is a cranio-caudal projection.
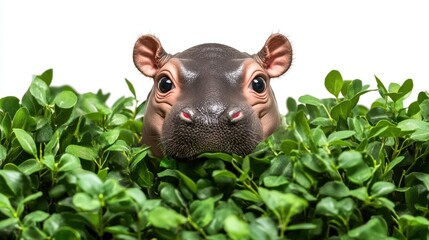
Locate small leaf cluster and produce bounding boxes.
[0,69,429,239]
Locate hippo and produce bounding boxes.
[133,34,292,159]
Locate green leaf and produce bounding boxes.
[232,190,260,202]
[311,127,328,147]
[0,96,20,117]
[42,154,55,171]
[419,99,429,120]
[385,156,405,174]
[58,153,81,172]
[37,69,53,86]
[224,215,250,240]
[286,97,297,112]
[148,206,187,230]
[263,175,289,187]
[160,183,185,208]
[398,119,429,141]
[13,128,37,157]
[338,151,372,184]
[190,198,215,227]
[100,129,120,146]
[328,130,355,144]
[36,124,53,143]
[371,182,396,197]
[0,169,27,196]
[23,210,49,225]
[0,218,19,230]
[12,107,30,129]
[53,227,81,240]
[126,188,147,207]
[125,78,137,98]
[18,159,42,175]
[0,193,15,217]
[388,78,413,102]
[347,216,389,240]
[319,181,350,199]
[130,150,153,188]
[338,150,362,169]
[346,163,372,184]
[73,192,100,211]
[54,90,77,109]
[325,70,344,98]
[298,95,323,107]
[0,145,6,162]
[65,145,98,161]
[315,197,338,216]
[294,110,311,145]
[331,100,351,120]
[74,170,103,193]
[1,113,12,139]
[176,170,198,194]
[375,75,388,98]
[259,188,308,222]
[30,77,50,106]
[366,107,393,125]
[199,152,233,162]
[17,191,43,216]
[109,113,128,126]
[368,120,401,138]
[349,187,368,201]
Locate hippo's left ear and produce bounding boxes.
[133,35,169,77]
[255,34,292,78]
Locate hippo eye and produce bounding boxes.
[250,77,266,93]
[158,76,174,93]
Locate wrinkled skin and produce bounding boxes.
[133,34,292,159]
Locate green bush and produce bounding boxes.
[1,69,429,239]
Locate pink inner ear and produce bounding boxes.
[262,35,292,78]
[138,59,157,77]
[133,35,164,77]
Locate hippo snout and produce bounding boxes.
[133,34,292,159]
[161,105,262,160]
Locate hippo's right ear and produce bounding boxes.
[133,35,169,77]
[255,34,292,78]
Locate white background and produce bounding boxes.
[1,0,428,113]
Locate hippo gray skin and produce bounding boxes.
[133,34,292,160]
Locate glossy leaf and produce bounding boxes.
[65,145,98,161]
[319,181,350,199]
[54,90,77,109]
[190,198,215,227]
[125,78,137,99]
[13,128,37,157]
[224,215,250,240]
[58,153,81,172]
[30,77,50,106]
[325,70,343,98]
[371,182,396,197]
[398,119,429,141]
[0,145,6,162]
[148,206,187,229]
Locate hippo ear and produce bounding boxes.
[133,35,169,77]
[255,34,292,78]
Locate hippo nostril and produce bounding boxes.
[180,109,194,123]
[228,108,243,122]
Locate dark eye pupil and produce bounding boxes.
[158,77,173,93]
[251,77,266,93]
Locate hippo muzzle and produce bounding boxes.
[133,34,292,159]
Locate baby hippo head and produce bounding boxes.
[133,34,292,160]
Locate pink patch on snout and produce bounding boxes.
[231,111,242,121]
[180,111,192,122]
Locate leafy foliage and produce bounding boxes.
[1,69,429,239]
